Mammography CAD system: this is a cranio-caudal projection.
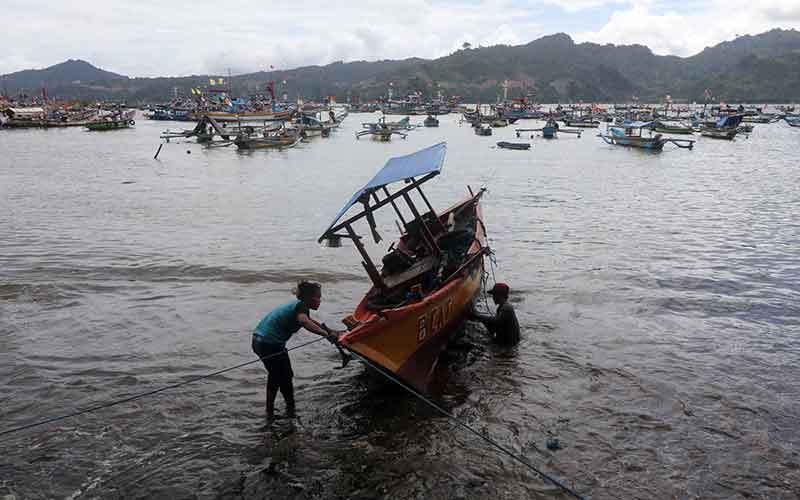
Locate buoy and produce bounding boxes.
[546,438,562,451]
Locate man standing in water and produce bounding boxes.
[470,283,521,345]
[252,281,344,422]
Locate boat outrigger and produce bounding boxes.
[516,118,582,139]
[318,143,488,392]
[357,117,410,140]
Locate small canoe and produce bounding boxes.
[496,141,530,150]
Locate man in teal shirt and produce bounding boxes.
[252,281,343,421]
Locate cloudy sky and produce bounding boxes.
[2,0,799,77]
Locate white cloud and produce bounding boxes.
[575,1,800,56]
[0,0,543,76]
[1,0,798,77]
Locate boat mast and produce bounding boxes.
[401,191,441,257]
[345,224,385,289]
[381,186,408,229]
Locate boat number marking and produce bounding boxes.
[417,299,454,343]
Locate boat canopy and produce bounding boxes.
[621,120,655,128]
[716,115,743,128]
[319,142,447,241]
[7,107,45,117]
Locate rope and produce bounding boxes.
[0,337,326,441]
[339,345,588,500]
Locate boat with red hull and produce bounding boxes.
[319,142,487,392]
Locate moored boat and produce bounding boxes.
[700,114,743,140]
[601,122,694,150]
[496,141,530,150]
[318,143,488,392]
[563,118,600,128]
[474,124,492,136]
[234,126,301,149]
[423,115,439,127]
[85,110,136,131]
[200,108,295,122]
[356,117,409,140]
[651,120,694,134]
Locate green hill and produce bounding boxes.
[2,29,799,103]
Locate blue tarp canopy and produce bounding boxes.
[320,142,447,239]
[716,114,743,128]
[621,120,655,128]
[299,114,323,125]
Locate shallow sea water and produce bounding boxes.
[1,113,799,499]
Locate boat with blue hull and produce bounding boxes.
[601,122,694,150]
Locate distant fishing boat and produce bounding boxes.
[85,110,136,131]
[541,120,558,138]
[474,124,492,136]
[650,120,694,135]
[515,118,582,139]
[356,117,409,140]
[601,122,694,150]
[423,115,439,127]
[201,108,295,122]
[233,126,301,149]
[700,115,743,140]
[318,142,488,392]
[496,141,530,150]
[563,117,600,128]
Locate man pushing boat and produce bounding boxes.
[469,282,520,345]
[252,281,345,422]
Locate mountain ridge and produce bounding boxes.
[2,29,799,102]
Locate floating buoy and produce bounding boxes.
[546,437,562,451]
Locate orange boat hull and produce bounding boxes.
[340,194,486,392]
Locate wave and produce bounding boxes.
[0,263,365,304]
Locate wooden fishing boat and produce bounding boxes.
[785,116,800,128]
[200,109,294,122]
[474,124,492,136]
[295,112,335,137]
[700,114,743,140]
[601,122,694,150]
[356,117,409,140]
[516,119,582,139]
[318,143,488,392]
[233,127,301,149]
[85,111,136,131]
[700,128,738,139]
[650,120,694,135]
[541,121,558,139]
[563,118,600,128]
[496,141,530,150]
[423,115,439,127]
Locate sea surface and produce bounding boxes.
[1,114,799,500]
